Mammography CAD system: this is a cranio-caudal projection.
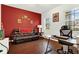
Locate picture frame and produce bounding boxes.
[53,12,59,22]
[46,18,50,29]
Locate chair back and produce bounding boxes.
[60,25,72,38]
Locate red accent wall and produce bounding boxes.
[1,4,41,37]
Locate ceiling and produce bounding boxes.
[6,4,61,13]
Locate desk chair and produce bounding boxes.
[57,39,73,54]
[57,25,73,54]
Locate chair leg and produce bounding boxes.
[69,49,73,53]
[77,50,79,54]
[0,50,3,52]
[68,46,73,54]
[57,48,73,54]
[57,47,63,54]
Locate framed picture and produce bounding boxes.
[17,19,22,23]
[53,12,59,22]
[46,18,50,29]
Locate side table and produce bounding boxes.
[0,38,9,54]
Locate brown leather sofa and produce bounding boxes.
[10,29,40,44]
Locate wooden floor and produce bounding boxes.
[8,38,78,54]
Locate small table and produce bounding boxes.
[0,38,9,54]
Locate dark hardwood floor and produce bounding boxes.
[8,38,78,54]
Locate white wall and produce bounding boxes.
[42,4,79,37]
[0,4,1,29]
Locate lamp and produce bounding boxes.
[37,25,42,28]
[37,25,42,32]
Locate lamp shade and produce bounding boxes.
[37,25,42,28]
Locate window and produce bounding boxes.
[65,9,79,31]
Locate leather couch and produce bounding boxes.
[10,29,40,44]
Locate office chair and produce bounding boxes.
[57,39,73,54]
[57,25,73,54]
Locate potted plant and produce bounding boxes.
[0,30,4,40]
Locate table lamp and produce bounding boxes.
[37,25,42,32]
